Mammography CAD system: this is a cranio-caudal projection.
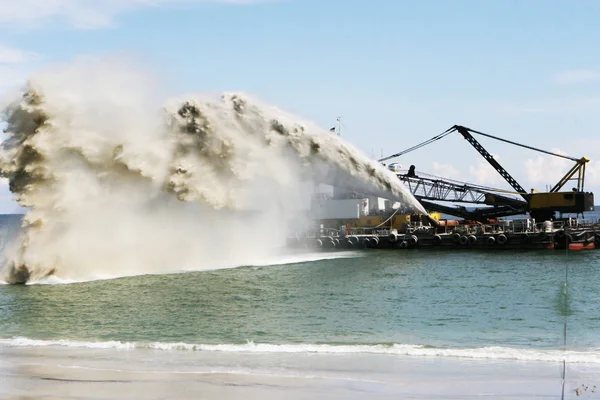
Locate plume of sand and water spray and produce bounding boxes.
[0,60,425,284]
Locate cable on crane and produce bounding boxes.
[459,126,580,162]
[377,126,456,162]
[379,124,581,164]
[398,170,530,197]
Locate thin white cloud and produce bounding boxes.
[428,159,506,187]
[0,45,38,63]
[0,65,28,93]
[563,97,600,110]
[0,45,40,94]
[499,106,546,116]
[553,69,600,85]
[431,161,462,181]
[523,149,573,191]
[0,0,269,29]
[519,107,546,114]
[497,96,600,115]
[427,159,509,189]
[585,161,600,188]
[468,155,504,186]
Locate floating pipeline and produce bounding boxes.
[287,228,600,251]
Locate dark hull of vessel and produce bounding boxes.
[287,229,600,251]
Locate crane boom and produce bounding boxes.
[380,124,594,220]
[451,125,593,219]
[418,200,525,222]
[453,125,531,202]
[397,174,527,209]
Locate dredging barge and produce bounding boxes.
[288,217,600,251]
[290,124,598,251]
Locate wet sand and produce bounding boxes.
[1,345,598,399]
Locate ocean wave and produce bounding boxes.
[243,251,364,267]
[18,251,361,285]
[2,337,599,364]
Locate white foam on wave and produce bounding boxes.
[22,251,360,285]
[2,337,599,364]
[245,251,363,267]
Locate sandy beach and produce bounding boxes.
[2,344,598,399]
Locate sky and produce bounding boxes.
[1,0,600,213]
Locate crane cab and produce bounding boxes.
[529,191,595,214]
[387,163,402,173]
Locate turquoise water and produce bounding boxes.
[2,248,599,356]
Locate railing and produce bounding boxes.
[291,218,599,239]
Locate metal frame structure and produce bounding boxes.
[380,124,592,221]
[453,126,531,201]
[397,174,526,208]
[551,157,588,192]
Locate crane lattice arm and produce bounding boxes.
[452,125,531,202]
[397,174,527,208]
[380,124,593,220]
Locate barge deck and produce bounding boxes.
[288,221,600,251]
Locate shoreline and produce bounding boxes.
[2,344,598,399]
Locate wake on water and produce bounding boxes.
[0,57,424,284]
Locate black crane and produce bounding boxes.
[380,125,594,221]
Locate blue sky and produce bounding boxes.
[1,0,600,213]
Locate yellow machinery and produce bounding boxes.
[319,212,442,230]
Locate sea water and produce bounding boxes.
[1,212,600,398]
